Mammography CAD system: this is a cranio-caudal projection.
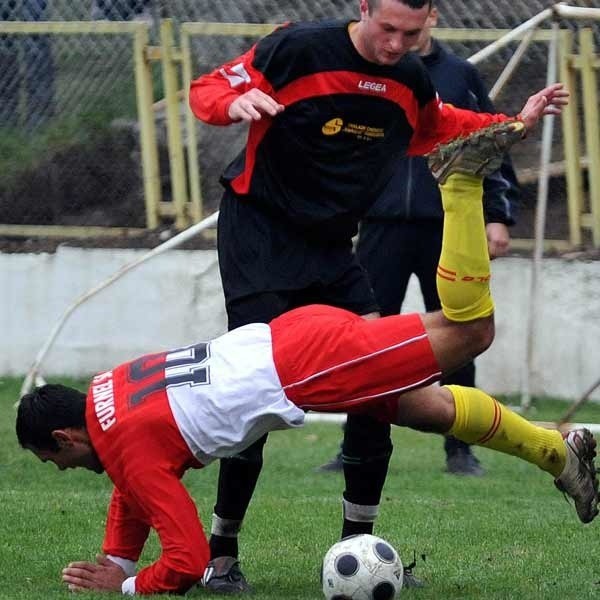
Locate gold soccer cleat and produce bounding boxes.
[428,120,526,184]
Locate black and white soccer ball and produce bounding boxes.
[321,534,403,600]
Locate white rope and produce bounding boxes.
[18,211,219,399]
[304,413,600,434]
[520,22,560,411]
[468,8,553,65]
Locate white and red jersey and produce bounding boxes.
[86,323,304,595]
[87,305,439,595]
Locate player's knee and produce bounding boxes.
[343,414,393,461]
[231,433,268,464]
[459,316,494,358]
[393,386,455,433]
[472,316,495,355]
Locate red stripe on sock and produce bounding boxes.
[437,270,456,282]
[438,265,457,276]
[477,399,502,445]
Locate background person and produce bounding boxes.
[91,0,151,21]
[318,4,521,477]
[0,0,54,129]
[188,0,568,591]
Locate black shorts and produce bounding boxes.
[218,190,378,330]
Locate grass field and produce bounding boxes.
[2,377,600,599]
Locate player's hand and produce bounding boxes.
[228,88,285,122]
[518,83,569,129]
[486,222,510,259]
[62,554,127,592]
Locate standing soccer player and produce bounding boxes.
[318,2,521,479]
[188,0,569,590]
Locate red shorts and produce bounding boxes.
[270,305,441,420]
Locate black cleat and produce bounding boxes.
[403,566,425,588]
[446,449,485,477]
[201,556,251,594]
[315,453,344,473]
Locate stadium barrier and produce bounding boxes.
[0,10,599,248]
[0,20,161,235]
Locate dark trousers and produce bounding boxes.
[213,193,381,531]
[355,218,476,457]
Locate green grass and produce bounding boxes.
[2,377,600,599]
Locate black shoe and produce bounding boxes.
[446,449,485,477]
[315,453,343,472]
[403,566,425,588]
[201,556,251,594]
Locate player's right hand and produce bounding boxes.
[62,554,127,593]
[227,88,285,122]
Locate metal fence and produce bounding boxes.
[0,19,155,236]
[0,1,599,246]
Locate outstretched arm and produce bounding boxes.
[518,83,569,129]
[409,83,569,156]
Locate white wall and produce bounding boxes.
[3,248,600,401]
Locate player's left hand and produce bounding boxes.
[62,554,127,592]
[519,83,569,129]
[486,222,510,259]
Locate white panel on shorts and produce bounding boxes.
[166,323,305,465]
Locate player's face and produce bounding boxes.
[410,7,438,54]
[29,442,104,474]
[360,0,430,65]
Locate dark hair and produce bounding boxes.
[16,384,87,451]
[367,0,432,13]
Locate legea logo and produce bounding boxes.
[322,118,344,135]
[358,80,387,93]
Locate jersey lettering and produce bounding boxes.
[91,370,117,431]
[127,343,211,407]
[358,80,387,93]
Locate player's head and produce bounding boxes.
[356,0,432,66]
[16,384,104,473]
[364,0,432,14]
[410,4,438,55]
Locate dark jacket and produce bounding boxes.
[365,39,520,225]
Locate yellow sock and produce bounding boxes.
[437,173,494,321]
[446,384,566,477]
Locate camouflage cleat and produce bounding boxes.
[554,428,599,524]
[427,120,526,184]
[201,556,251,594]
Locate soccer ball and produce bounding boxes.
[321,534,403,600]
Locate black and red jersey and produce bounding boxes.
[190,19,508,237]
